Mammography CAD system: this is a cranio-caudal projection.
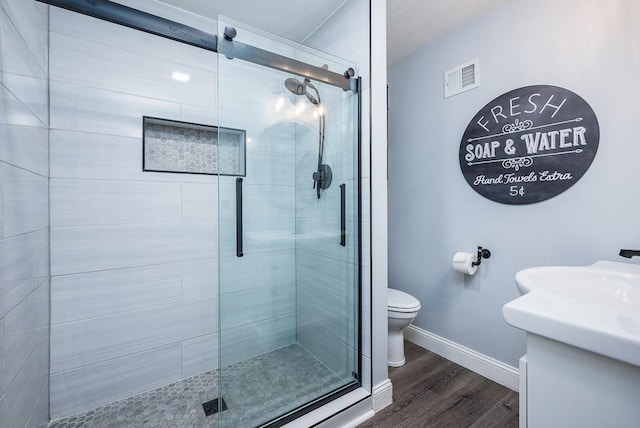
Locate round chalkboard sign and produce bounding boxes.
[459,85,599,204]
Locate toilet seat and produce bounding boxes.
[388,288,421,313]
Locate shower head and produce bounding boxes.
[284,77,320,105]
[284,77,306,96]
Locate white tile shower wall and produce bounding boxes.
[4,282,49,392]
[0,1,50,427]
[3,164,48,237]
[0,319,4,395]
[48,7,220,419]
[218,217,295,257]
[182,333,219,378]
[50,297,217,373]
[50,222,217,275]
[50,344,183,419]
[50,264,183,324]
[220,314,296,366]
[296,0,373,386]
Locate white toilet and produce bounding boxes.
[387,288,421,367]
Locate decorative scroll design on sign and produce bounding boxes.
[501,157,533,171]
[502,119,533,134]
[467,149,584,168]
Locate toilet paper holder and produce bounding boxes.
[472,246,492,267]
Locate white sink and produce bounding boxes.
[503,260,640,367]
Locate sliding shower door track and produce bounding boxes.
[37,0,358,92]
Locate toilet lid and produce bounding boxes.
[388,288,421,312]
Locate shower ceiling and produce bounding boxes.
[156,0,348,42]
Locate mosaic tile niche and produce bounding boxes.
[143,117,245,176]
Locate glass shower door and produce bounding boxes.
[216,17,361,427]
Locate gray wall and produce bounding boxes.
[0,1,50,427]
[388,0,640,368]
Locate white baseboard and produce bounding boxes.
[405,324,519,391]
[372,379,393,411]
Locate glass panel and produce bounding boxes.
[217,16,360,427]
[45,4,220,425]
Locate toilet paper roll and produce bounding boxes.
[452,252,478,275]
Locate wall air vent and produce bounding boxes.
[444,58,480,98]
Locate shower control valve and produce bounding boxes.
[312,164,333,198]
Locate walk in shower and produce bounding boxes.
[42,1,362,427]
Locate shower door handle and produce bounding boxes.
[236,178,244,257]
[340,183,346,247]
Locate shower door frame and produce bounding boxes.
[37,0,364,425]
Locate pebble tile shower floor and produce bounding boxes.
[48,344,346,428]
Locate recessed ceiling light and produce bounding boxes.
[172,72,190,82]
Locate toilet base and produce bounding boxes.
[388,357,405,368]
[388,325,408,367]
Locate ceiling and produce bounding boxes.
[386,0,509,65]
[158,0,509,66]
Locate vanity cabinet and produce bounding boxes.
[520,334,640,428]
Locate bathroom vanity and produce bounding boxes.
[504,261,640,428]
[518,334,640,428]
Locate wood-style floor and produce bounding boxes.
[358,341,519,428]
